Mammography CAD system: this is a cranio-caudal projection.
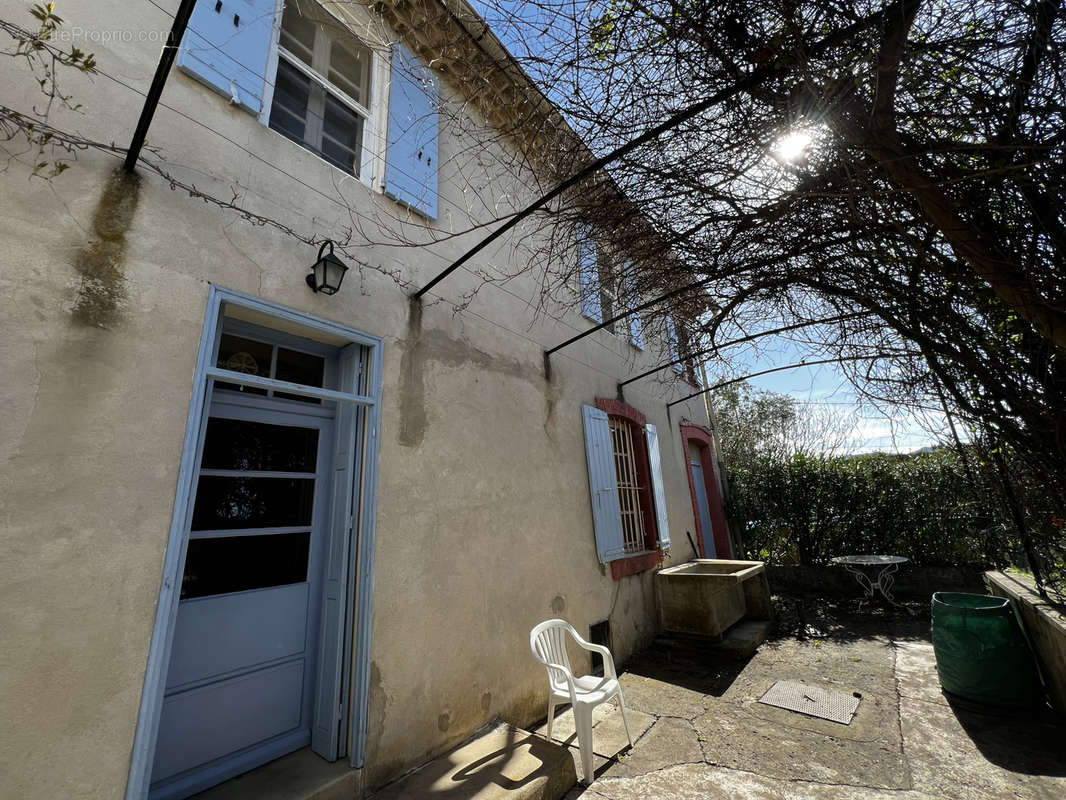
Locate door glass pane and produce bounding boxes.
[191,476,315,530]
[275,347,326,403]
[215,334,271,395]
[201,419,319,472]
[181,532,311,599]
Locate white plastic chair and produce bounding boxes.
[530,619,633,784]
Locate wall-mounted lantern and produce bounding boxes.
[306,240,349,295]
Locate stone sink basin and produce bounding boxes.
[657,559,772,639]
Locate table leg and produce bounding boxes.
[842,563,877,609]
[875,562,902,606]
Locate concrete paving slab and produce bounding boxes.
[893,641,950,707]
[600,718,703,780]
[532,702,617,745]
[589,762,933,800]
[901,694,1066,800]
[369,724,575,800]
[615,673,711,720]
[695,686,909,789]
[689,632,910,790]
[532,706,654,759]
[735,639,896,702]
[897,643,1066,800]
[587,707,655,757]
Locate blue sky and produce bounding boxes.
[711,338,945,455]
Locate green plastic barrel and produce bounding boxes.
[931,592,1042,708]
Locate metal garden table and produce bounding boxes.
[831,555,909,608]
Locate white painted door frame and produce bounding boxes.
[125,286,384,800]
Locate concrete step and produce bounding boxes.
[190,747,360,800]
[712,619,773,660]
[368,723,576,800]
[651,619,772,662]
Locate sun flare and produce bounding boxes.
[775,131,812,163]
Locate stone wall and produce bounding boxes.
[985,571,1066,716]
[765,564,988,600]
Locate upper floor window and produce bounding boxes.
[175,0,440,217]
[270,2,373,178]
[666,315,702,385]
[578,231,644,348]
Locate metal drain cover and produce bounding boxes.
[758,680,860,724]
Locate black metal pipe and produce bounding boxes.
[124,0,199,172]
[664,353,910,408]
[618,312,870,387]
[544,275,713,358]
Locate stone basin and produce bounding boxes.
[657,559,771,639]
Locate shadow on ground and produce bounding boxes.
[768,592,931,644]
[621,642,754,697]
[946,695,1066,777]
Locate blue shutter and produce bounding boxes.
[578,230,602,322]
[177,0,276,114]
[581,405,625,563]
[644,423,671,550]
[384,43,438,219]
[666,316,683,372]
[311,343,362,760]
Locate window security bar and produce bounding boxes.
[609,418,646,553]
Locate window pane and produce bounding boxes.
[280,6,316,68]
[270,59,312,144]
[191,476,315,530]
[320,94,362,176]
[200,419,319,473]
[215,334,271,395]
[181,532,310,599]
[328,38,371,106]
[274,347,326,403]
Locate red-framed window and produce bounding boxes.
[582,399,671,580]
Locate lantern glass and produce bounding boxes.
[321,255,347,294]
[307,242,348,294]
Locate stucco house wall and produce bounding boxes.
[0,1,714,797]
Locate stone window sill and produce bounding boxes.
[610,550,661,580]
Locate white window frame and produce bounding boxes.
[259,0,387,189]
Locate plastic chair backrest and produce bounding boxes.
[530,619,576,688]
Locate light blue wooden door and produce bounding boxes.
[690,456,717,558]
[150,400,334,800]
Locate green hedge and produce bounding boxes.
[728,450,1012,567]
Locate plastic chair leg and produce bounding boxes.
[574,703,595,784]
[545,696,557,741]
[617,691,634,748]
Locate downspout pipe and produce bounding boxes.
[123,0,199,172]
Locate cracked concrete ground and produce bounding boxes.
[534,598,1066,800]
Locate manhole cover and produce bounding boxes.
[758,680,861,724]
